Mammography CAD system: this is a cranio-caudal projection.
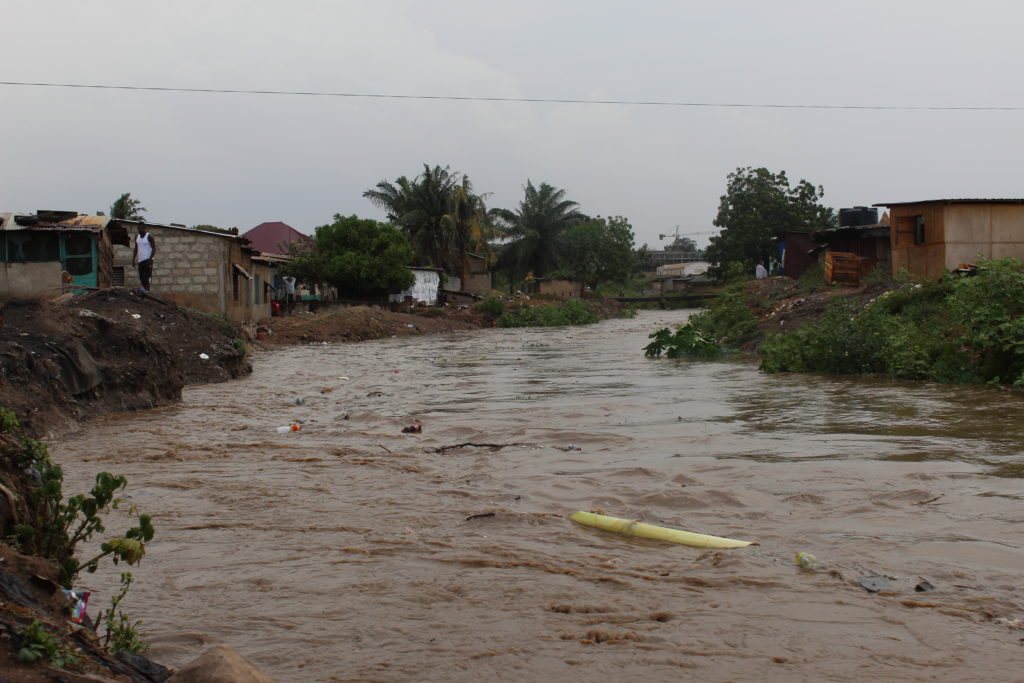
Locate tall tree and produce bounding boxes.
[443,177,493,285]
[491,181,586,281]
[110,193,146,220]
[555,216,637,289]
[365,165,496,282]
[282,214,414,297]
[365,164,458,269]
[705,167,835,275]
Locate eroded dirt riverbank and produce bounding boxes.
[51,311,1024,681]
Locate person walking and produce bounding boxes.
[132,225,157,293]
[283,275,297,313]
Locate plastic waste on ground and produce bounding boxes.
[795,551,819,570]
[276,424,302,433]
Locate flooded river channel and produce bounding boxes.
[53,311,1024,681]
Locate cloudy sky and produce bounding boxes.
[3,1,1022,248]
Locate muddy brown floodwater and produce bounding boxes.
[52,311,1024,682]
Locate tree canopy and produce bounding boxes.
[554,216,637,288]
[491,181,587,281]
[282,214,414,298]
[363,164,495,281]
[110,193,146,220]
[704,167,835,275]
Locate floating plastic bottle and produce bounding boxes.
[795,551,819,570]
[276,424,302,433]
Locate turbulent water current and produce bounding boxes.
[53,310,1024,681]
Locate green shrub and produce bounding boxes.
[946,258,1024,385]
[497,299,599,327]
[102,572,148,654]
[796,263,826,293]
[3,414,155,588]
[644,323,722,358]
[474,295,505,317]
[17,619,80,669]
[687,282,758,347]
[759,297,894,374]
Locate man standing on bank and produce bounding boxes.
[132,225,157,293]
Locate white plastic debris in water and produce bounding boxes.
[199,353,210,360]
[132,314,142,319]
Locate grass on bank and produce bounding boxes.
[474,296,601,327]
[646,257,1024,387]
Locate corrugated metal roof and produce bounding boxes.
[873,198,1024,207]
[0,211,111,231]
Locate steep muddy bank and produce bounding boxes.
[0,289,250,439]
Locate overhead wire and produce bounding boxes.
[1,80,1022,111]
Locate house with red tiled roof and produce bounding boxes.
[241,221,313,256]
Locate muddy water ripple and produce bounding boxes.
[54,311,1024,681]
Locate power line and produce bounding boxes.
[1,80,1022,111]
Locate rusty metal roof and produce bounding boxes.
[873,199,1024,207]
[1,211,111,231]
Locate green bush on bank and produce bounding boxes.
[644,281,757,358]
[497,298,599,327]
[759,258,1024,385]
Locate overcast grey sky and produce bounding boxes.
[3,1,1022,248]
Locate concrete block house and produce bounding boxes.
[113,221,274,322]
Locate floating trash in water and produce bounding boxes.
[199,353,210,360]
[131,313,142,319]
[858,576,894,593]
[795,552,819,570]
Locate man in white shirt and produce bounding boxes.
[755,260,768,279]
[132,225,157,293]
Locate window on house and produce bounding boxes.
[233,272,239,301]
[894,215,926,246]
[3,233,60,262]
[253,275,260,305]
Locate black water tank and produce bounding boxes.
[838,206,878,227]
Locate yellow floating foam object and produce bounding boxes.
[570,511,756,549]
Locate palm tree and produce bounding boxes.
[442,177,494,285]
[109,193,147,220]
[365,164,458,268]
[491,181,586,280]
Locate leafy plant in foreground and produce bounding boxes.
[644,323,721,358]
[102,572,149,654]
[2,413,155,588]
[16,619,81,669]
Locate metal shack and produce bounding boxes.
[0,210,130,298]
